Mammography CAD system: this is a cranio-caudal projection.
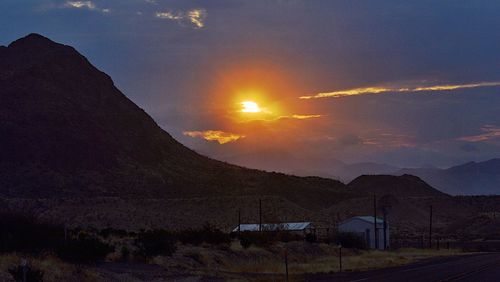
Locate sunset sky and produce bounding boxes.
[2,0,500,172]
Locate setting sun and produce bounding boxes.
[241,101,261,113]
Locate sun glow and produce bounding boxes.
[241,101,261,113]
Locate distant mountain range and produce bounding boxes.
[222,152,500,195]
[397,159,500,195]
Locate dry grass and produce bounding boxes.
[0,253,105,282]
[154,242,463,278]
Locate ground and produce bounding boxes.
[0,241,466,281]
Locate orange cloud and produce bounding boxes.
[289,114,322,120]
[300,81,500,99]
[273,114,323,120]
[183,130,245,144]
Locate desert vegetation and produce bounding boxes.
[0,212,473,281]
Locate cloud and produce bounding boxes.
[457,126,500,143]
[183,130,244,144]
[155,8,207,29]
[289,114,323,119]
[63,1,109,13]
[300,81,500,99]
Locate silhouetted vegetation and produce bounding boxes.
[177,223,230,246]
[8,263,43,282]
[305,233,317,243]
[334,232,366,249]
[135,230,177,257]
[238,231,304,248]
[0,212,63,253]
[56,233,114,264]
[98,228,128,239]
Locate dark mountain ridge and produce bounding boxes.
[348,174,447,198]
[0,34,349,210]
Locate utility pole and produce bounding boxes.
[374,195,378,249]
[429,205,433,249]
[259,199,262,232]
[382,206,388,250]
[238,208,241,237]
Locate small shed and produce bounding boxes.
[338,216,389,249]
[232,222,314,233]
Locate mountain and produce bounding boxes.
[0,34,352,219]
[398,159,500,195]
[348,174,447,197]
[341,175,471,235]
[220,151,399,183]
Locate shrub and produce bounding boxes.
[334,232,366,249]
[134,230,176,257]
[8,264,43,282]
[56,233,114,264]
[238,231,275,248]
[120,246,130,261]
[0,212,63,253]
[99,228,128,239]
[177,224,230,246]
[240,237,252,249]
[305,233,317,243]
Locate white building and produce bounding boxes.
[232,222,314,233]
[338,216,389,249]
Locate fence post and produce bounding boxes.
[21,259,27,282]
[429,205,433,249]
[284,249,289,282]
[339,244,343,273]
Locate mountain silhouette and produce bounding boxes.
[0,34,348,210]
[398,159,500,195]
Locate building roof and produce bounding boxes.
[232,222,313,232]
[339,216,385,226]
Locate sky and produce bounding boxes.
[1,0,500,173]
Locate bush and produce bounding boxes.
[0,212,63,254]
[98,228,128,239]
[177,224,230,246]
[134,230,176,257]
[334,232,366,249]
[120,246,130,261]
[8,264,43,282]
[56,233,114,263]
[240,237,252,249]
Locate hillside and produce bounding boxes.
[342,175,470,235]
[0,34,352,214]
[398,159,500,195]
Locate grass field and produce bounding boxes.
[0,241,465,281]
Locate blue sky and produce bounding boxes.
[2,0,500,170]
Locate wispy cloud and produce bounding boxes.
[183,130,244,144]
[63,1,109,13]
[278,114,323,120]
[156,8,207,29]
[457,126,500,142]
[300,81,500,99]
